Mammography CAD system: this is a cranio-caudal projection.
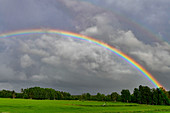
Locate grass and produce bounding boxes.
[0,98,169,113]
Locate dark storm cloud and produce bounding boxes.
[0,0,169,94]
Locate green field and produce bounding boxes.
[0,98,169,113]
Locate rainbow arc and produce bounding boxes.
[0,29,163,88]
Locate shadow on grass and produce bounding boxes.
[76,105,139,107]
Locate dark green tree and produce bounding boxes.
[121,89,131,103]
[86,93,91,100]
[133,88,140,103]
[96,93,102,101]
[139,85,152,104]
[101,94,105,101]
[105,95,111,101]
[12,90,16,99]
[151,88,158,105]
[111,92,119,102]
[157,87,170,105]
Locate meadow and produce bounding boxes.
[0,98,170,113]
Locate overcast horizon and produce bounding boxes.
[0,0,170,95]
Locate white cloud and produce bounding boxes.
[30,74,48,82]
[20,54,34,68]
[107,30,170,73]
[81,26,98,35]
[0,33,146,93]
[20,41,50,57]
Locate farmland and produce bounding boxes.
[0,98,170,113]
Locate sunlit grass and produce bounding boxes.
[0,98,169,113]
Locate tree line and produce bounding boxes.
[0,85,169,105]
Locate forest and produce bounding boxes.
[0,85,169,105]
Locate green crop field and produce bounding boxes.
[0,98,169,113]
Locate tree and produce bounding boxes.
[151,88,158,105]
[121,89,131,103]
[86,93,91,100]
[133,88,140,103]
[105,95,111,101]
[139,85,152,104]
[0,85,168,105]
[81,93,86,100]
[111,92,119,102]
[12,90,16,99]
[101,94,105,101]
[157,87,170,105]
[81,93,91,100]
[96,93,102,101]
[0,90,12,98]
[21,88,24,93]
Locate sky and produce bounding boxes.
[0,0,170,95]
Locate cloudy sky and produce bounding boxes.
[0,0,170,94]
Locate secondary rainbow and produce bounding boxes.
[85,0,166,43]
[0,29,163,88]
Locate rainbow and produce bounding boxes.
[0,29,163,88]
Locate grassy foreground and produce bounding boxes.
[0,98,169,113]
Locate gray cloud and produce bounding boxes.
[81,22,170,89]
[89,0,170,43]
[0,0,74,31]
[0,34,153,94]
[20,54,34,68]
[0,0,169,94]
